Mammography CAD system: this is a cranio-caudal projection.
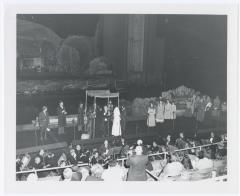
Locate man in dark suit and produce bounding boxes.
[57,100,67,135]
[126,146,149,181]
[38,106,50,142]
[209,131,219,159]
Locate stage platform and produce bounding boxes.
[16,126,226,156]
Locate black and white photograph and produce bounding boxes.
[16,13,228,182]
[2,1,239,195]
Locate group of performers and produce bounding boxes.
[147,99,177,130]
[146,94,226,131]
[37,100,126,144]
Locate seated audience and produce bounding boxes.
[68,149,78,165]
[45,152,57,168]
[209,132,219,159]
[27,173,38,181]
[99,140,110,157]
[38,149,46,165]
[181,154,193,170]
[151,141,160,153]
[62,168,73,181]
[161,154,185,178]
[58,152,68,167]
[32,156,44,170]
[75,144,83,160]
[195,151,214,170]
[90,151,102,165]
[71,166,83,181]
[85,164,104,181]
[101,160,125,181]
[79,166,90,181]
[175,132,187,149]
[15,129,227,182]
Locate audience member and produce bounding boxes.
[101,160,125,181]
[161,154,185,178]
[126,146,148,181]
[62,168,73,181]
[85,164,104,181]
[195,151,214,171]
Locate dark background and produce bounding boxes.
[16,14,227,124]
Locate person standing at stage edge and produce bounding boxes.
[57,100,67,135]
[147,102,156,131]
[38,106,50,143]
[155,99,165,130]
[112,107,122,137]
[120,105,126,137]
[77,102,85,133]
[164,99,172,131]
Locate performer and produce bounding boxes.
[107,100,114,128]
[120,105,127,137]
[164,99,172,120]
[171,101,177,120]
[102,105,109,137]
[57,100,67,135]
[190,94,196,115]
[86,107,95,138]
[38,106,50,142]
[77,102,85,133]
[195,96,206,129]
[147,102,156,129]
[156,99,165,123]
[212,96,221,118]
[111,107,122,137]
[171,101,177,131]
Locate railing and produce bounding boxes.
[16,163,89,175]
[117,141,227,165]
[16,141,226,176]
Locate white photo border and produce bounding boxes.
[3,1,239,195]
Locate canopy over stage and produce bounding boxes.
[85,90,119,109]
[85,90,119,138]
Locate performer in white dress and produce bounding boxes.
[164,100,172,120]
[156,100,165,123]
[171,102,177,120]
[111,107,122,136]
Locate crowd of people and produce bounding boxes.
[16,131,227,181]
[35,99,126,144]
[146,95,227,130]
[35,93,226,146]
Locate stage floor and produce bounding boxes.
[17,116,226,150]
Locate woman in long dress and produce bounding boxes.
[147,103,156,128]
[164,99,172,131]
[112,107,122,137]
[156,100,165,123]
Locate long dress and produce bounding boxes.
[196,100,205,122]
[164,103,172,120]
[171,104,177,119]
[112,107,122,136]
[212,97,221,118]
[156,104,165,123]
[77,106,84,132]
[147,107,156,127]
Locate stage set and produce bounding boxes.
[16,14,227,182]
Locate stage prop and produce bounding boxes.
[85,90,120,139]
